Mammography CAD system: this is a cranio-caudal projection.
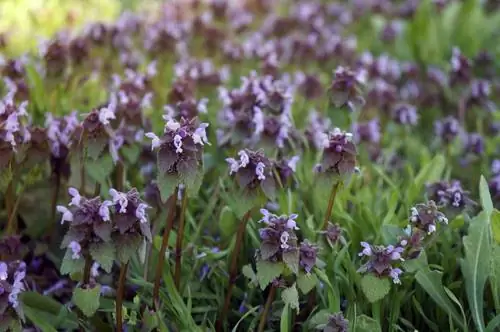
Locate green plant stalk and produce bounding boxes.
[216,209,253,332]
[153,187,179,309]
[372,300,382,327]
[50,173,61,223]
[6,192,21,235]
[322,181,341,231]
[115,161,125,192]
[257,285,277,332]
[82,254,93,285]
[174,189,189,289]
[116,262,129,332]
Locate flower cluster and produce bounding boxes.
[329,66,366,112]
[57,187,151,274]
[315,128,358,178]
[216,72,295,149]
[0,260,26,317]
[358,242,405,284]
[258,210,318,275]
[316,312,349,332]
[146,117,208,181]
[427,180,475,210]
[0,89,30,160]
[225,149,276,199]
[409,201,449,235]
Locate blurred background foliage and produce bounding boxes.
[0,0,161,56]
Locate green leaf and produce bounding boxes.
[360,274,391,303]
[60,248,85,276]
[281,284,299,313]
[242,264,257,285]
[86,155,114,185]
[415,269,465,329]
[402,250,428,273]
[22,306,58,332]
[408,154,445,203]
[116,233,142,264]
[480,176,494,216]
[308,309,331,329]
[157,172,179,203]
[354,314,381,332]
[282,248,300,275]
[121,145,141,164]
[72,284,101,317]
[86,134,108,161]
[256,260,284,290]
[297,272,318,294]
[182,167,204,197]
[461,211,491,332]
[491,210,500,245]
[142,308,159,332]
[486,315,500,332]
[490,245,500,315]
[280,303,290,332]
[89,242,116,273]
[219,206,237,238]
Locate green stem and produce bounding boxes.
[372,300,382,327]
[82,254,93,285]
[115,161,125,192]
[6,190,21,236]
[216,209,253,331]
[116,262,129,332]
[322,181,341,231]
[50,174,61,223]
[257,285,276,332]
[174,189,188,289]
[153,187,178,309]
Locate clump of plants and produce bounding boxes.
[0,0,500,331]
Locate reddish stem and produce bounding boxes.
[174,190,188,289]
[153,187,178,309]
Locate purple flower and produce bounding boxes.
[427,181,474,209]
[389,268,403,284]
[463,132,485,156]
[135,203,149,223]
[358,242,372,257]
[492,160,500,175]
[316,128,358,177]
[299,241,318,273]
[69,241,81,260]
[392,103,418,126]
[257,211,300,261]
[352,119,380,144]
[322,312,348,332]
[255,162,266,180]
[0,262,8,280]
[68,187,82,207]
[145,132,161,150]
[110,188,129,213]
[409,201,448,234]
[435,116,461,144]
[226,149,276,199]
[99,200,113,222]
[329,66,366,111]
[358,242,405,283]
[57,205,74,224]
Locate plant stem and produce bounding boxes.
[174,189,188,289]
[257,285,276,332]
[94,182,101,197]
[115,161,124,192]
[216,209,252,331]
[116,262,129,332]
[50,174,61,222]
[82,254,93,285]
[153,187,179,309]
[6,191,21,235]
[322,181,341,231]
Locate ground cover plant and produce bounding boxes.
[0,0,500,331]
